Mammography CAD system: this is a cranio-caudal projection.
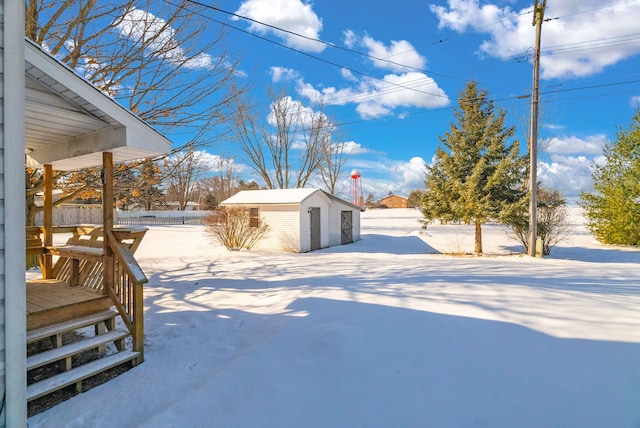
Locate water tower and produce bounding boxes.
[350,169,364,207]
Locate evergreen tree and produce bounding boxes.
[114,163,139,210]
[406,189,426,208]
[135,159,165,210]
[579,108,640,244]
[420,81,527,254]
[365,193,377,209]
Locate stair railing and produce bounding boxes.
[105,229,148,362]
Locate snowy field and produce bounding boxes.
[30,208,640,427]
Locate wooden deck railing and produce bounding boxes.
[27,225,148,362]
[106,229,147,360]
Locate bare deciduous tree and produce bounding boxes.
[164,149,210,210]
[27,0,243,138]
[319,135,351,195]
[195,157,243,208]
[25,0,245,221]
[230,90,345,191]
[505,187,572,255]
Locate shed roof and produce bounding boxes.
[221,188,364,211]
[221,188,320,205]
[24,38,172,171]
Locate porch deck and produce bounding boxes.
[26,219,148,406]
[27,279,111,331]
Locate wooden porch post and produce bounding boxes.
[43,164,53,278]
[102,152,114,295]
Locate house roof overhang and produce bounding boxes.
[24,38,172,171]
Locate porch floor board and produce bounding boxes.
[27,279,111,331]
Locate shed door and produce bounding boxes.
[309,207,321,251]
[341,211,353,244]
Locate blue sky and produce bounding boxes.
[154,0,640,201]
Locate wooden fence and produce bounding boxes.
[34,206,103,225]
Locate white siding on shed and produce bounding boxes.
[298,191,332,252]
[254,206,300,252]
[220,188,362,253]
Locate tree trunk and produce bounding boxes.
[475,219,483,255]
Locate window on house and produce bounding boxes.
[249,207,259,228]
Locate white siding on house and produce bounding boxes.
[4,3,28,426]
[0,4,5,421]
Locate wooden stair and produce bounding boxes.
[27,310,140,402]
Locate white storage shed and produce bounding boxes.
[220,188,364,252]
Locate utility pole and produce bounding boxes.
[528,0,545,257]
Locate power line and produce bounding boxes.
[184,0,466,82]
[177,0,640,123]
[330,78,640,131]
[177,3,450,102]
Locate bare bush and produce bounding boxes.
[203,207,269,251]
[505,188,572,256]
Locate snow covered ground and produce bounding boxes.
[30,208,640,427]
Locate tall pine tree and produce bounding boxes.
[420,81,526,254]
[135,159,165,211]
[579,108,640,244]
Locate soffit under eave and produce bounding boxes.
[24,38,172,171]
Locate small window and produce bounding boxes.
[249,207,259,228]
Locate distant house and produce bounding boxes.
[379,194,408,208]
[220,188,364,252]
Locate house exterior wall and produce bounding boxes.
[3,2,28,426]
[380,195,407,208]
[0,5,5,423]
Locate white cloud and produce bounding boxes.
[296,71,449,119]
[355,72,450,119]
[343,29,357,49]
[116,7,213,70]
[234,0,325,53]
[270,67,300,83]
[546,134,607,155]
[394,157,428,193]
[341,68,358,82]
[538,154,597,198]
[343,31,427,73]
[360,35,427,72]
[356,101,393,120]
[343,141,370,155]
[631,95,640,108]
[430,0,509,33]
[266,96,331,131]
[430,0,640,79]
[271,31,449,119]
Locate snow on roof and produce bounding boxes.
[221,188,365,211]
[220,188,322,205]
